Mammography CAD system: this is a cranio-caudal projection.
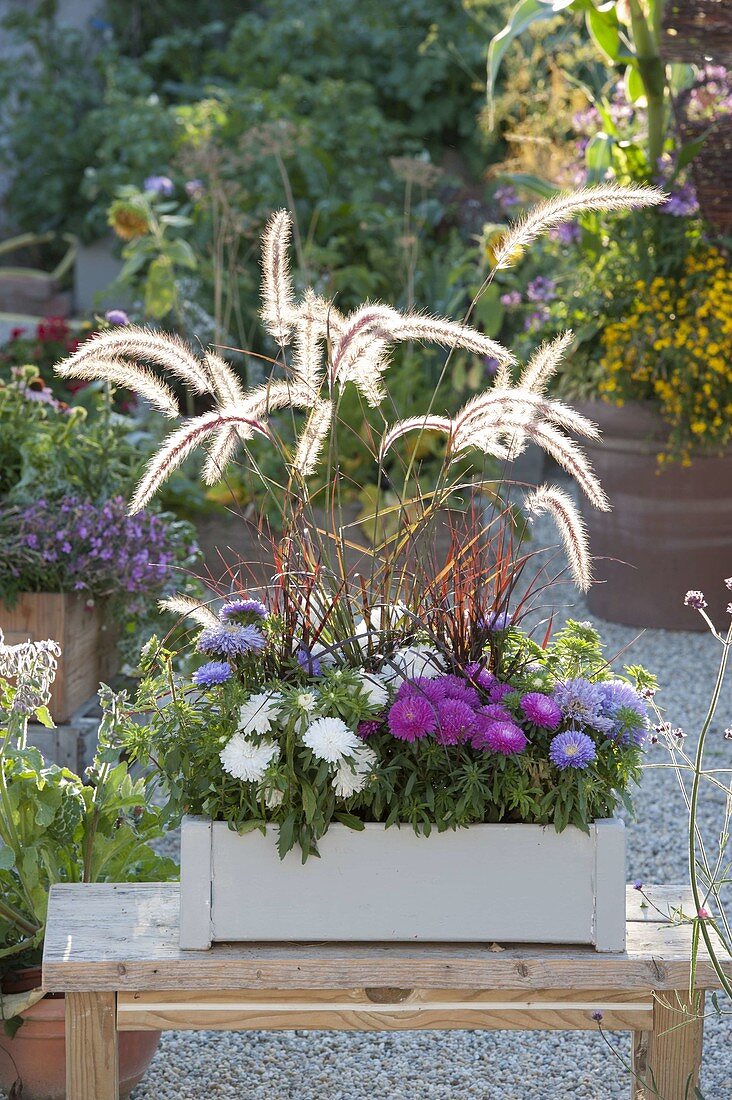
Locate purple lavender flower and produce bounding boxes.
[500,290,522,308]
[526,277,556,303]
[296,646,322,676]
[143,175,174,196]
[473,719,527,755]
[549,222,581,246]
[684,590,707,610]
[185,179,205,200]
[434,698,476,746]
[553,678,613,734]
[105,309,129,326]
[661,183,699,218]
[520,692,562,730]
[388,695,437,741]
[197,622,266,659]
[220,597,269,622]
[193,661,233,688]
[549,730,596,770]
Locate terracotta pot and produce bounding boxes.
[575,400,732,631]
[0,969,159,1100]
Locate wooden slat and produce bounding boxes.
[118,986,652,1032]
[642,991,705,1100]
[65,992,118,1100]
[42,883,732,994]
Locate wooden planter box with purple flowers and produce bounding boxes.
[179,815,626,952]
[0,592,118,722]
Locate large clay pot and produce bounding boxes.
[576,400,732,631]
[0,969,159,1100]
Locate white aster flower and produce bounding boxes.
[355,670,389,709]
[332,744,377,798]
[383,644,443,683]
[258,783,285,809]
[301,716,362,763]
[238,691,282,735]
[220,734,279,783]
[295,691,318,712]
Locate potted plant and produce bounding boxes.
[486,2,732,630]
[0,371,201,721]
[58,188,662,953]
[0,631,177,1099]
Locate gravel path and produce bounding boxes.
[130,497,732,1100]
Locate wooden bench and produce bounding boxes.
[42,883,730,1100]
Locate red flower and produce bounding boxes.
[9,327,26,340]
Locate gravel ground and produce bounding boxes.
[130,495,732,1100]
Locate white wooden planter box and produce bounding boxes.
[180,816,625,952]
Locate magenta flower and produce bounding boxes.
[435,699,476,746]
[473,719,527,755]
[440,674,480,708]
[396,676,446,705]
[480,702,513,723]
[463,663,496,692]
[357,719,382,739]
[520,692,561,730]
[388,696,437,741]
[489,682,514,704]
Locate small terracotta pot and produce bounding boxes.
[0,969,159,1100]
[575,400,732,631]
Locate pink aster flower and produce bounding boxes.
[480,702,513,723]
[520,692,562,730]
[489,682,514,703]
[435,698,477,745]
[395,677,446,704]
[473,718,527,755]
[464,662,496,692]
[388,695,437,741]
[357,719,382,739]
[439,674,480,708]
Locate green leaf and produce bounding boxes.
[624,62,647,105]
[301,783,317,824]
[585,132,614,183]
[335,813,365,831]
[33,706,54,729]
[0,843,15,870]
[586,2,621,62]
[486,0,581,124]
[165,238,197,270]
[144,255,176,319]
[505,172,561,199]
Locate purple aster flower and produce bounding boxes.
[597,680,649,745]
[549,730,597,770]
[494,184,519,212]
[483,355,499,376]
[591,1011,603,1023]
[396,677,447,704]
[500,290,522,308]
[526,276,556,303]
[296,646,322,676]
[553,678,613,734]
[388,695,437,742]
[549,222,580,245]
[143,174,174,196]
[105,309,129,325]
[489,681,514,704]
[439,674,480,708]
[684,590,707,610]
[473,719,527,755]
[482,610,513,632]
[435,698,477,745]
[632,880,644,891]
[520,692,562,730]
[524,306,550,331]
[197,622,266,659]
[357,719,382,739]
[193,661,233,688]
[463,663,496,693]
[480,702,513,723]
[220,597,269,622]
[661,183,699,217]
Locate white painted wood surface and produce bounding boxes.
[178,817,626,951]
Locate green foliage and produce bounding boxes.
[0,683,177,997]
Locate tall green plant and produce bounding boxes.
[488,0,673,172]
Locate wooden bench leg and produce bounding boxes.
[66,992,119,1100]
[633,992,704,1100]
